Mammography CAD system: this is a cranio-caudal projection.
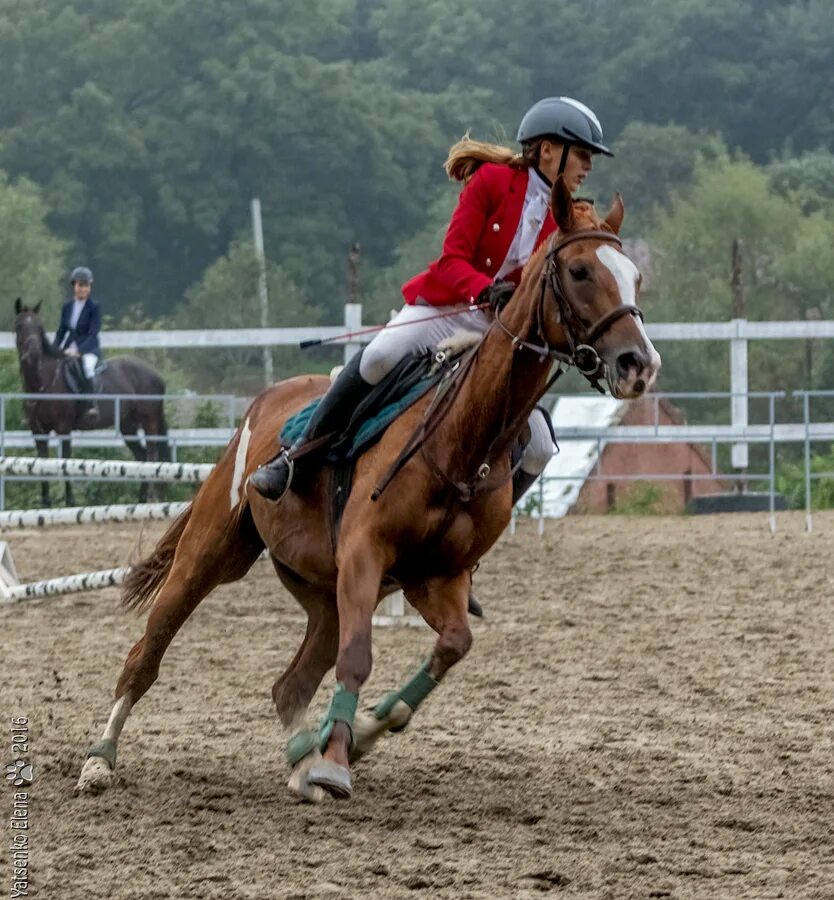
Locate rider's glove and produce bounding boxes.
[478,279,515,312]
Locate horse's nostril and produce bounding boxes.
[616,351,644,379]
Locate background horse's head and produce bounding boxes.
[531,179,661,399]
[13,297,53,365]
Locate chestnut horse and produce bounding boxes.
[76,178,660,802]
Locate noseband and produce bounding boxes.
[495,229,645,393]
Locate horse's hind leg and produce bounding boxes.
[60,437,74,507]
[35,438,50,507]
[75,507,263,794]
[121,424,149,502]
[351,571,472,762]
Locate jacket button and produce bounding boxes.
[492,223,500,232]
[485,258,492,267]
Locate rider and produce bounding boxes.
[250,97,613,502]
[54,266,102,426]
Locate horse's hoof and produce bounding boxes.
[287,749,327,804]
[75,756,115,794]
[350,701,412,763]
[307,760,353,799]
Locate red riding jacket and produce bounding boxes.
[402,163,557,307]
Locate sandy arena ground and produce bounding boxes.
[2,511,833,899]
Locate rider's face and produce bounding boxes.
[73,281,91,301]
[538,142,594,192]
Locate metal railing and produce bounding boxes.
[4,388,834,531]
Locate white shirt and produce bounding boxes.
[67,299,86,353]
[496,168,551,279]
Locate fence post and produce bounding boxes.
[731,318,749,469]
[803,393,812,533]
[344,303,363,364]
[768,394,776,534]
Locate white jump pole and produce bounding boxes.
[0,501,190,530]
[0,456,213,482]
[0,567,129,603]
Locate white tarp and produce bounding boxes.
[539,395,623,518]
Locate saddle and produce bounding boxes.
[62,357,106,395]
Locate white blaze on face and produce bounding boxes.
[595,244,661,372]
[230,416,252,510]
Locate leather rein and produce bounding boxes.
[371,228,645,504]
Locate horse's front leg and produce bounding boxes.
[304,539,388,800]
[60,437,74,507]
[351,571,472,761]
[34,437,50,507]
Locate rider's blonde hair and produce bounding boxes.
[445,134,540,183]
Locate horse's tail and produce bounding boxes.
[121,505,192,613]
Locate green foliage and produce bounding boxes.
[0,0,831,336]
[0,172,65,322]
[777,450,834,510]
[170,239,328,392]
[610,483,667,516]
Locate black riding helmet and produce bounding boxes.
[518,97,612,176]
[70,266,93,284]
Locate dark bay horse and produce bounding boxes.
[76,178,660,801]
[13,299,170,506]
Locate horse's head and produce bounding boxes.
[13,297,47,364]
[519,178,660,399]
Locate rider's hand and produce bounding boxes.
[478,280,515,312]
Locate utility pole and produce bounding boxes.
[347,242,361,305]
[251,198,273,387]
[730,238,748,483]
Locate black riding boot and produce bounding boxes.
[468,470,541,617]
[512,469,540,506]
[81,374,101,426]
[249,352,372,501]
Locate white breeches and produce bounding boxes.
[82,353,98,380]
[359,302,555,476]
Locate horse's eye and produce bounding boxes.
[569,265,589,281]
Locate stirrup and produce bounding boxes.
[248,450,294,502]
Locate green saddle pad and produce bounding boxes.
[280,374,439,461]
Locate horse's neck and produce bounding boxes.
[438,306,552,473]
[20,352,54,394]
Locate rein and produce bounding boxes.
[371,228,646,504]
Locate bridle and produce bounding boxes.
[493,228,645,393]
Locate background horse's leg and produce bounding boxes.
[35,437,50,507]
[306,539,388,800]
[76,500,264,793]
[60,436,74,507]
[121,422,149,502]
[352,572,473,761]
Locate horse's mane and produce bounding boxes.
[517,200,611,292]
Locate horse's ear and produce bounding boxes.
[551,175,575,233]
[14,298,21,315]
[33,300,42,315]
[604,193,625,235]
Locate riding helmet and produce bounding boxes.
[517,97,613,156]
[69,266,94,284]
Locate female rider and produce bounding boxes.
[250,97,613,502]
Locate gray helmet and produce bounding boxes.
[69,266,93,284]
[517,97,613,156]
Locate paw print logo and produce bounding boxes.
[5,760,33,786]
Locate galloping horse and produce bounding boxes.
[76,178,660,801]
[13,299,170,506]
